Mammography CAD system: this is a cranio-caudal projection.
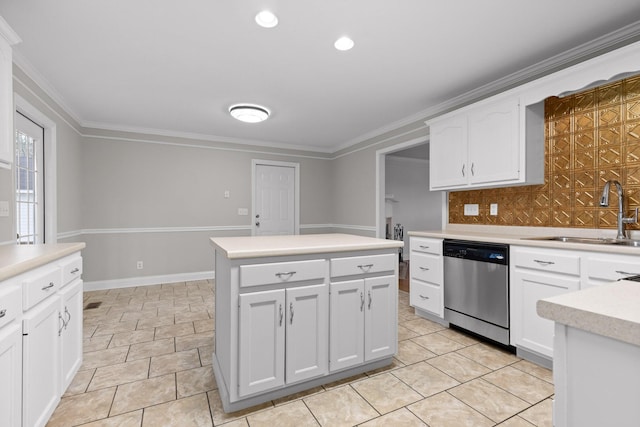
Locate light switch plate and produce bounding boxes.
[464,204,479,216]
[490,203,498,216]
[0,201,8,217]
[237,208,248,216]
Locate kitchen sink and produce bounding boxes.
[523,236,640,246]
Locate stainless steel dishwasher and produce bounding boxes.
[443,239,510,346]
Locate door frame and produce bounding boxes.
[14,94,57,243]
[251,159,300,236]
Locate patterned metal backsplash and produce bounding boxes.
[449,74,640,230]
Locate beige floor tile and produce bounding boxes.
[511,359,554,384]
[175,330,214,352]
[518,398,553,427]
[396,340,437,364]
[402,318,445,335]
[483,366,554,404]
[127,337,175,361]
[397,324,420,341]
[79,409,143,427]
[408,392,494,427]
[175,310,211,324]
[304,386,378,427]
[351,372,422,414]
[359,408,427,427]
[155,321,196,339]
[216,419,249,427]
[272,386,325,406]
[110,373,176,416]
[246,400,319,427]
[120,309,158,322]
[194,318,215,333]
[158,305,191,315]
[84,335,113,353]
[150,348,201,377]
[47,387,116,426]
[83,324,98,338]
[93,320,139,337]
[81,346,129,370]
[365,357,405,376]
[177,365,216,398]
[412,333,466,355]
[88,358,150,391]
[135,315,175,330]
[434,328,480,346]
[426,352,491,383]
[321,373,367,390]
[497,416,536,426]
[393,362,459,397]
[142,393,213,427]
[108,328,156,348]
[448,378,530,423]
[198,344,214,366]
[63,369,95,397]
[455,343,520,370]
[207,389,273,425]
[142,299,176,310]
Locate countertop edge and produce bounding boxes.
[0,242,86,281]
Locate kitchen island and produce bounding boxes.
[210,233,403,412]
[537,280,640,427]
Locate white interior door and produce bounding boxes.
[253,163,296,235]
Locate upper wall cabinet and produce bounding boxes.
[428,96,544,191]
[0,17,21,169]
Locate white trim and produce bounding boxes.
[0,239,15,246]
[251,159,300,236]
[0,16,21,45]
[14,94,57,244]
[84,270,214,291]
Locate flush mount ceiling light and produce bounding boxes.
[255,10,278,28]
[334,36,355,51]
[229,104,270,123]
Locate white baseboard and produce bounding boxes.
[84,270,215,291]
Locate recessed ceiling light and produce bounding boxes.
[255,10,278,28]
[229,104,270,123]
[334,36,354,51]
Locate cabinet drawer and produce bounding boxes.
[22,267,61,310]
[410,253,442,285]
[0,285,21,329]
[512,247,580,276]
[240,259,326,287]
[60,255,83,286]
[330,254,395,278]
[410,280,442,316]
[586,255,640,282]
[411,237,442,255]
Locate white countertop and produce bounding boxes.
[0,242,86,281]
[537,280,640,347]
[210,233,403,259]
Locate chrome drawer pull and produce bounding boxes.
[533,259,555,266]
[279,304,283,326]
[368,290,372,309]
[360,292,365,311]
[71,268,80,274]
[0,309,6,318]
[42,282,55,290]
[289,302,294,324]
[419,245,430,249]
[419,266,430,271]
[419,295,430,300]
[616,270,640,276]
[357,264,374,270]
[275,271,296,279]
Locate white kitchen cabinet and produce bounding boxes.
[58,278,83,393]
[409,237,444,319]
[0,19,20,168]
[582,252,640,289]
[510,246,580,360]
[22,294,61,427]
[428,95,543,191]
[329,275,396,372]
[238,283,328,397]
[0,322,22,427]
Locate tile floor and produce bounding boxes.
[47,280,554,426]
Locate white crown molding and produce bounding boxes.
[84,270,214,291]
[0,15,21,45]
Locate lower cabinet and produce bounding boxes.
[238,284,328,397]
[59,279,83,393]
[329,275,396,372]
[0,323,22,427]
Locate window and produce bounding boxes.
[15,111,45,244]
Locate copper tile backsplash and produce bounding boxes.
[449,73,640,230]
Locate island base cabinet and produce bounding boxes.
[23,295,61,427]
[0,323,22,427]
[329,276,396,372]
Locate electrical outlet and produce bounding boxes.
[490,203,498,216]
[136,261,143,270]
[224,190,230,198]
[463,204,479,216]
[0,201,8,217]
[238,208,248,215]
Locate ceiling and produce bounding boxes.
[2,1,640,153]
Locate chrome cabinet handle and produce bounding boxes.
[65,307,71,328]
[0,309,6,318]
[42,282,54,291]
[289,302,294,324]
[616,270,640,276]
[419,245,429,249]
[419,295,430,300]
[368,290,372,310]
[58,312,65,336]
[461,164,465,177]
[533,259,555,266]
[357,264,374,271]
[419,266,430,271]
[360,292,365,311]
[279,304,283,326]
[275,271,296,279]
[471,162,475,176]
[70,268,80,274]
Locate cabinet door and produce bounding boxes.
[329,280,364,372]
[0,323,22,427]
[429,115,468,190]
[468,98,520,185]
[511,270,579,358]
[238,289,285,397]
[285,284,328,384]
[23,295,61,427]
[59,279,83,393]
[364,276,397,361]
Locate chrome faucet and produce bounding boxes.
[599,180,638,239]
